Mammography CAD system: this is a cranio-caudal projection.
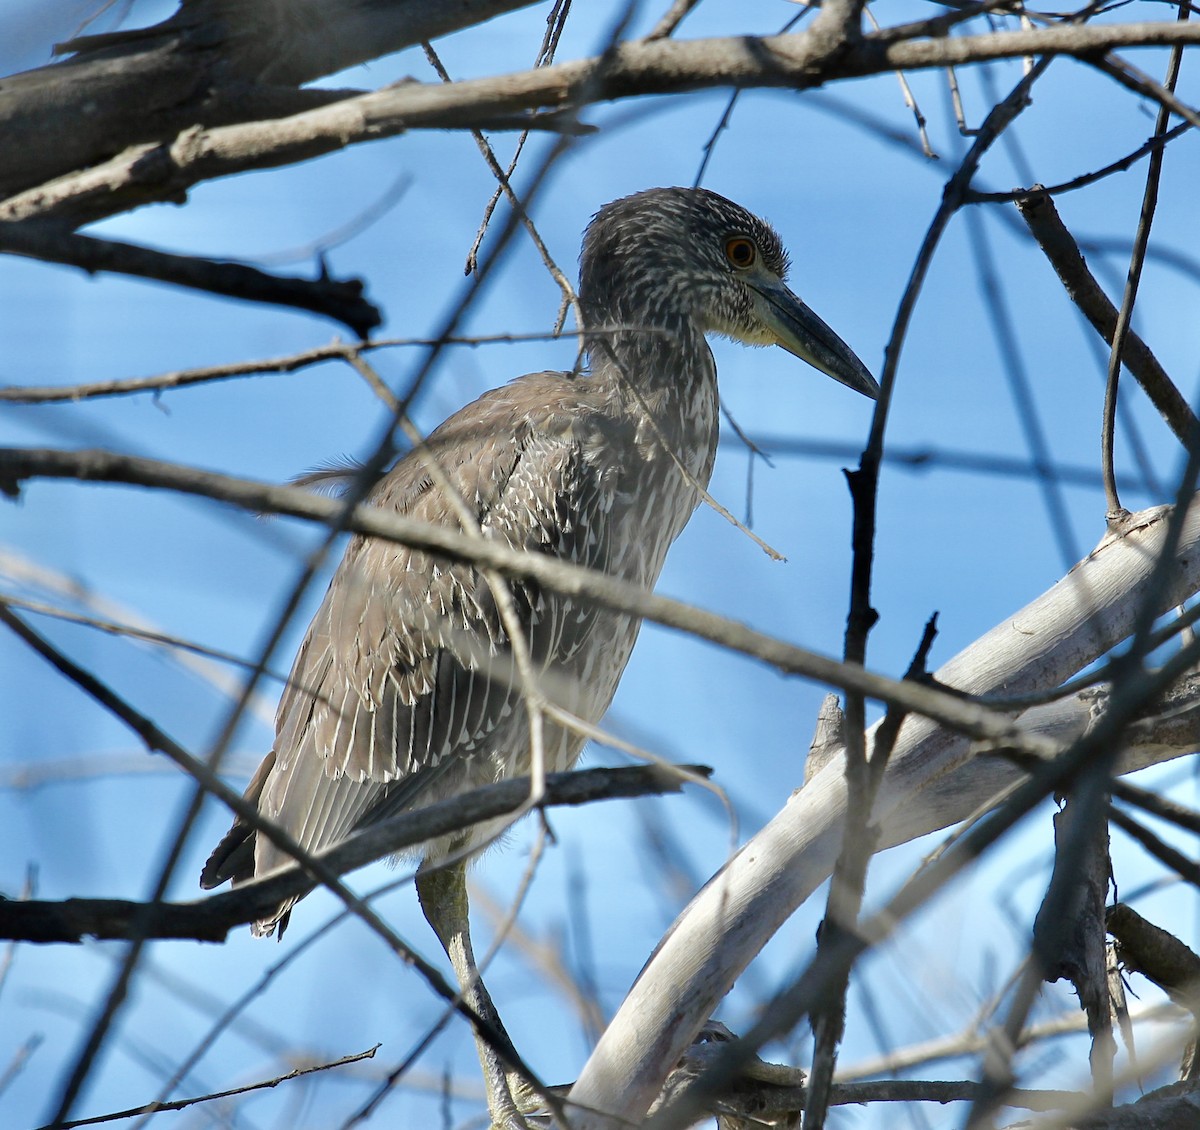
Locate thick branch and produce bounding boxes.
[6,21,1200,225]
[569,507,1200,1128]
[0,0,540,199]
[1108,903,1200,1012]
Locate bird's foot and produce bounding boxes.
[486,1071,565,1129]
[486,1083,538,1130]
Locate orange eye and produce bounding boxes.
[725,237,757,269]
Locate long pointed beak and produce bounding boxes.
[749,277,879,399]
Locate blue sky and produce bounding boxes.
[2,2,1199,1127]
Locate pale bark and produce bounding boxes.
[568,499,1200,1128]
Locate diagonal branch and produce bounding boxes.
[0,765,705,944]
[568,504,1200,1127]
[1016,187,1199,451]
[0,442,1142,746]
[34,1045,381,1130]
[0,222,381,336]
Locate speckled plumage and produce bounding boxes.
[200,187,876,936]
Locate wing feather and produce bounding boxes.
[229,374,631,902]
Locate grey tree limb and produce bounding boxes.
[0,0,540,198]
[0,221,381,336]
[5,20,1200,225]
[0,444,1106,749]
[567,499,1200,1128]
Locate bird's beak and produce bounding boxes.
[749,276,880,400]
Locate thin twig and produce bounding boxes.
[1099,4,1191,522]
[645,0,704,40]
[462,0,572,286]
[971,120,1193,203]
[805,616,939,1128]
[691,6,812,189]
[0,329,640,405]
[837,1002,1179,1080]
[864,4,937,158]
[35,1045,381,1130]
[422,40,580,331]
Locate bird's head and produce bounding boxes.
[580,187,879,399]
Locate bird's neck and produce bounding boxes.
[586,319,716,438]
[583,318,720,508]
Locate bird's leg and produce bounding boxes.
[416,860,534,1129]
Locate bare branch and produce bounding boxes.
[0,332,597,404]
[0,222,381,336]
[0,443,1130,747]
[7,22,1200,226]
[0,765,705,944]
[1016,188,1200,452]
[1109,11,1190,519]
[838,1003,1181,1080]
[1108,904,1200,1014]
[36,1044,381,1130]
[569,504,1200,1127]
[0,601,550,1113]
[0,0,542,198]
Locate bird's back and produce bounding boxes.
[201,366,713,928]
[201,185,874,937]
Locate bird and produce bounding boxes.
[200,186,878,1127]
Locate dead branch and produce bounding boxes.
[0,443,1104,747]
[0,765,708,944]
[0,222,381,336]
[838,1003,1182,1081]
[1109,904,1200,1013]
[1016,188,1197,451]
[568,504,1200,1128]
[0,0,540,199]
[36,1044,380,1130]
[5,20,1200,225]
[0,332,602,404]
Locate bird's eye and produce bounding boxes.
[724,237,757,269]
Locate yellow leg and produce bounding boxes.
[416,861,534,1129]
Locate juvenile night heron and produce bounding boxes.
[201,187,877,1126]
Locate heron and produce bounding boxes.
[200,186,877,1127]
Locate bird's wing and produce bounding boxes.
[208,374,630,890]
